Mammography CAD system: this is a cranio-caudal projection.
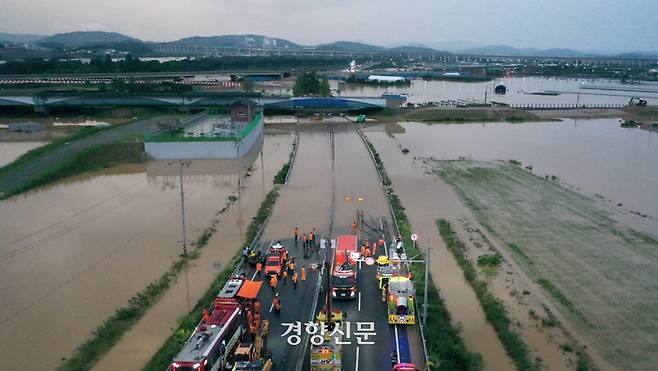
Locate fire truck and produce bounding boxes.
[331,235,359,299]
[169,297,244,371]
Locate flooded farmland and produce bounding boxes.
[364,117,658,370]
[338,76,658,106]
[375,119,658,236]
[0,129,294,371]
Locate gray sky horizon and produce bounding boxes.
[2,0,657,53]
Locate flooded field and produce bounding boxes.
[432,160,658,370]
[0,141,45,166]
[338,76,658,105]
[379,119,658,235]
[0,130,294,371]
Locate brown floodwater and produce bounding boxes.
[0,131,294,371]
[0,141,46,167]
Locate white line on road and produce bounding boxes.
[269,302,274,313]
[358,292,362,311]
[394,325,400,363]
[355,346,360,371]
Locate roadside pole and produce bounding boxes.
[423,240,430,327]
[169,160,191,256]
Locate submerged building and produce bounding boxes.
[144,99,263,160]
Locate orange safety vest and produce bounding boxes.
[302,234,307,242]
[372,242,378,256]
[365,247,371,257]
[271,275,278,288]
[256,262,262,272]
[301,267,306,280]
[379,238,385,247]
[292,273,298,283]
[202,308,209,322]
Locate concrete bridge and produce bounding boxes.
[0,92,402,113]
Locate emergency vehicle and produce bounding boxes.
[331,235,359,299]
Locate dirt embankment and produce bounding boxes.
[374,105,658,123]
[431,160,658,371]
[374,106,543,123]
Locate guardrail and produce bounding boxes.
[509,103,627,110]
[284,132,300,184]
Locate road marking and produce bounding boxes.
[269,302,274,313]
[394,325,400,363]
[355,346,360,371]
[358,292,361,311]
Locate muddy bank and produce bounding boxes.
[364,128,515,370]
[432,160,658,370]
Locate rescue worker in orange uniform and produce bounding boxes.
[302,233,307,248]
[379,238,385,248]
[292,271,299,289]
[372,242,378,256]
[272,294,281,314]
[294,226,299,244]
[351,221,357,234]
[270,274,278,291]
[365,246,371,257]
[253,299,261,314]
[256,261,263,276]
[202,308,209,323]
[282,269,288,285]
[301,266,306,281]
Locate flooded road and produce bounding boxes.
[0,141,45,167]
[380,119,658,237]
[338,76,658,105]
[257,120,425,370]
[0,130,294,371]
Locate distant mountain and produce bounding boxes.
[315,41,385,52]
[389,45,449,55]
[38,31,140,49]
[0,32,45,43]
[167,34,300,49]
[460,44,590,57]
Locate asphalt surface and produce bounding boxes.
[0,115,179,194]
[237,121,425,371]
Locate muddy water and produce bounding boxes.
[338,76,658,105]
[93,130,294,371]
[382,119,658,237]
[0,132,293,371]
[364,127,515,370]
[0,141,46,166]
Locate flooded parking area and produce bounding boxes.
[0,130,294,370]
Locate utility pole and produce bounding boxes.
[423,241,430,327]
[169,160,191,256]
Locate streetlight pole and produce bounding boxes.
[169,160,191,256]
[423,241,430,327]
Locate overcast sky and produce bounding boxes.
[2,0,657,52]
